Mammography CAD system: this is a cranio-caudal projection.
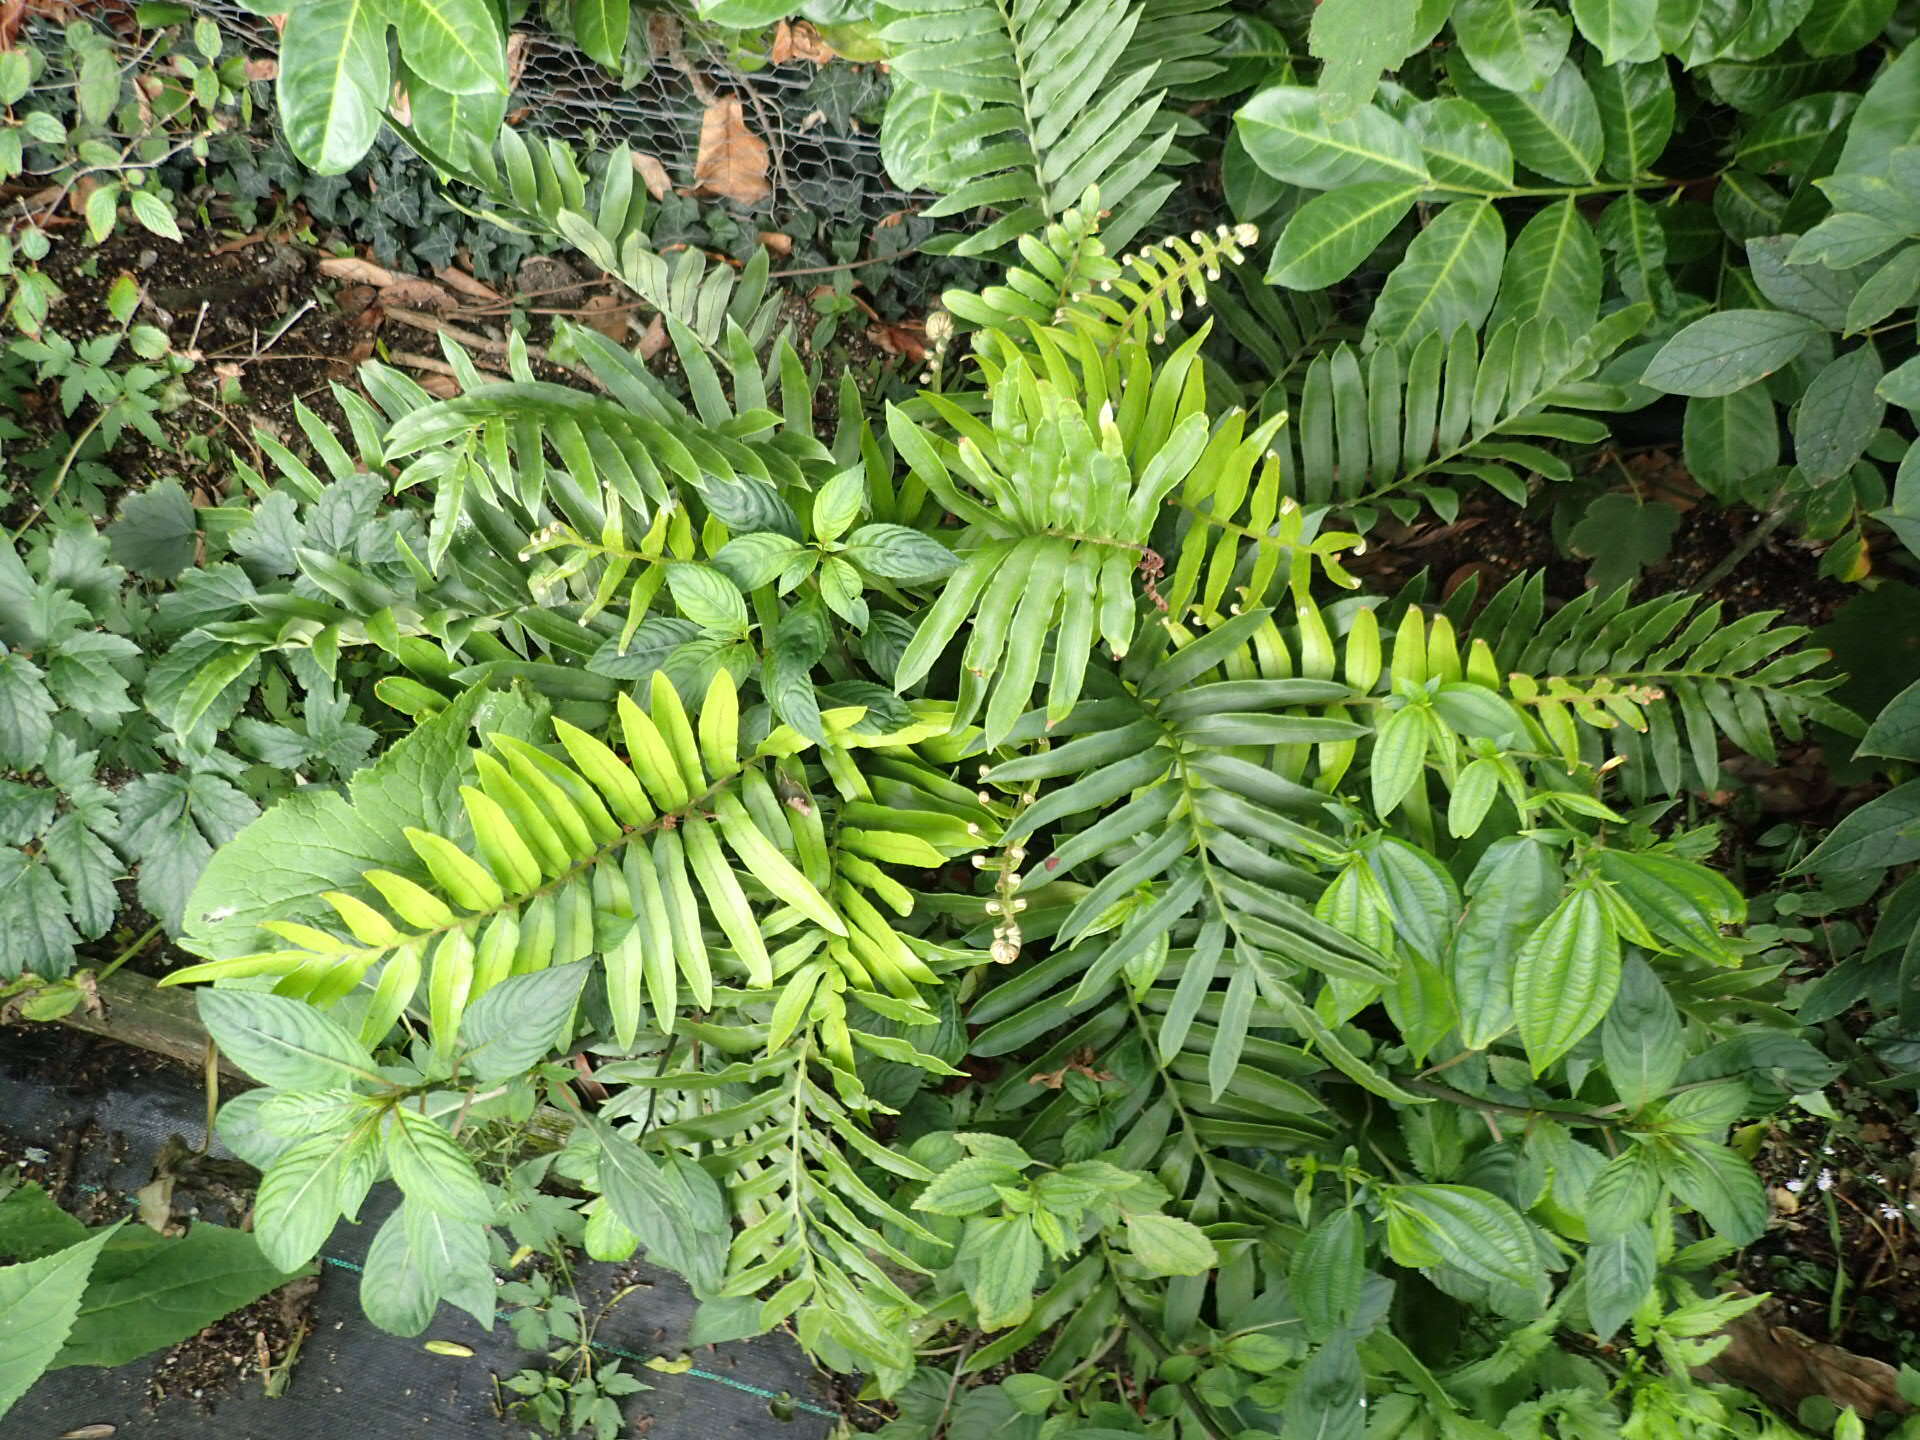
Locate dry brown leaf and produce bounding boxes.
[868,321,928,363]
[506,32,530,88]
[771,20,837,64]
[1703,1302,1913,1420]
[435,265,504,303]
[636,314,669,360]
[388,79,412,127]
[581,292,631,342]
[418,372,461,399]
[692,98,771,207]
[631,151,673,201]
[318,256,399,287]
[758,231,793,256]
[245,57,278,82]
[382,277,455,310]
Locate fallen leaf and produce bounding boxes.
[435,265,503,303]
[245,57,278,82]
[424,1340,475,1357]
[506,31,529,87]
[874,209,909,230]
[636,314,668,360]
[771,19,837,64]
[318,255,398,287]
[581,291,630,341]
[388,78,412,127]
[1704,1303,1912,1420]
[758,231,792,256]
[381,276,455,310]
[868,321,928,364]
[645,1353,695,1374]
[692,98,771,207]
[631,151,672,201]
[211,230,270,256]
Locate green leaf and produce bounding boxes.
[83,183,118,244]
[1282,1340,1366,1440]
[1661,1139,1767,1245]
[1682,385,1779,494]
[1290,1208,1364,1340]
[1746,235,1859,330]
[1835,39,1920,181]
[571,0,630,69]
[842,523,960,583]
[55,1224,296,1368]
[1641,309,1821,396]
[591,1119,728,1298]
[0,650,53,770]
[75,47,119,127]
[197,990,378,1090]
[1308,0,1418,119]
[255,1129,368,1271]
[1795,346,1884,483]
[1487,200,1601,332]
[1570,0,1658,66]
[391,0,503,96]
[917,1157,1027,1216]
[1364,200,1506,349]
[1861,679,1920,762]
[1846,244,1920,335]
[106,480,197,580]
[1452,0,1572,93]
[1600,954,1683,1111]
[386,1109,493,1223]
[1123,1212,1217,1277]
[1796,0,1894,57]
[460,961,591,1082]
[1799,781,1920,872]
[1451,838,1561,1048]
[1407,97,1514,192]
[128,190,182,242]
[1584,1225,1654,1341]
[667,565,749,634]
[1236,86,1429,189]
[1447,53,1602,186]
[1270,183,1422,289]
[0,1227,115,1418]
[1371,705,1430,817]
[958,1216,1043,1329]
[1567,492,1678,593]
[1589,57,1674,181]
[279,0,391,174]
[0,1185,86,1263]
[1512,885,1620,1072]
[0,849,77,979]
[1382,1184,1545,1315]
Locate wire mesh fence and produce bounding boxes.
[191,2,919,226]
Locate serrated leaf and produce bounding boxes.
[0,1228,115,1416]
[197,990,378,1090]
[1512,885,1620,1072]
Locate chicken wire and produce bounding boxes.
[192,2,918,225]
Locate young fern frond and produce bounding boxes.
[162,671,975,1058]
[942,191,1259,354]
[880,0,1183,255]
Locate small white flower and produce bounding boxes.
[1817,1169,1835,1192]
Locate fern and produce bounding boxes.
[880,0,1185,254]
[164,670,981,1050]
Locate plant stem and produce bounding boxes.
[10,405,111,539]
[96,919,163,983]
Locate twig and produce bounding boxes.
[386,349,511,384]
[384,307,607,391]
[772,246,923,278]
[10,405,109,538]
[1690,502,1792,596]
[250,296,315,361]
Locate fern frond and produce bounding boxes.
[880,0,1182,254]
[1463,574,1858,798]
[162,670,979,1054]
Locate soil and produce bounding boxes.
[147,1272,321,1412]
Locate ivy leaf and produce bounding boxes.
[1567,492,1678,593]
